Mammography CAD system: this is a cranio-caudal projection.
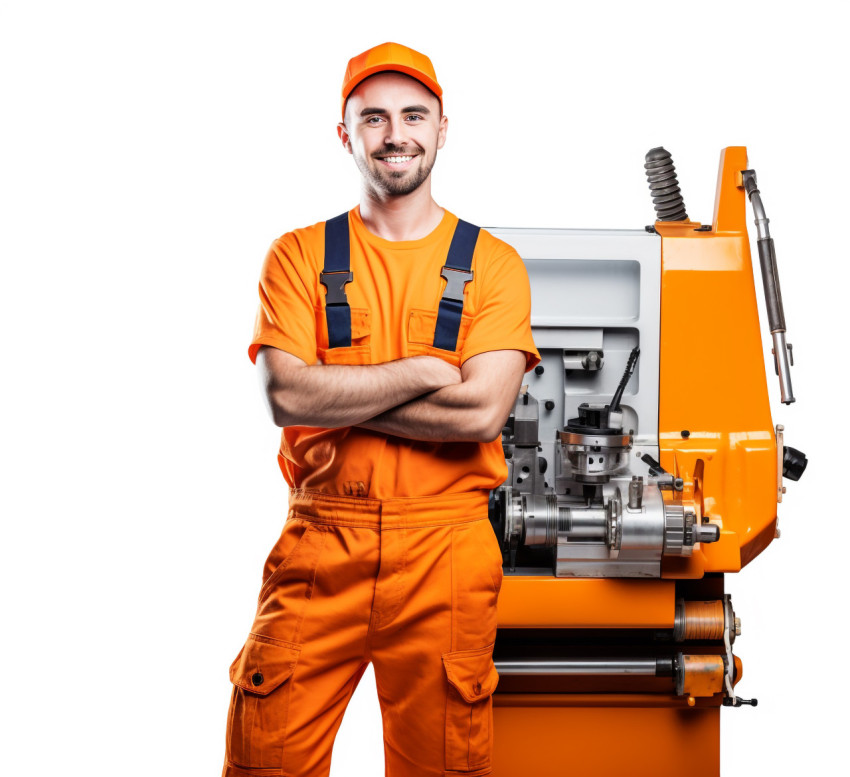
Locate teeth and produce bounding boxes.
[384,155,414,163]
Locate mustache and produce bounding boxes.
[372,144,423,158]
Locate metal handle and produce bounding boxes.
[741,169,796,404]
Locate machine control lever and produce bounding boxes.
[640,454,684,491]
[610,346,640,412]
[722,696,758,707]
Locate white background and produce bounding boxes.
[2,1,846,774]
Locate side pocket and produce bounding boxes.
[259,521,314,602]
[226,634,302,769]
[477,518,504,595]
[442,644,500,773]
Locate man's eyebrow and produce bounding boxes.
[359,105,431,117]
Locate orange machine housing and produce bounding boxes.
[492,147,776,777]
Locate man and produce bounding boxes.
[223,42,540,777]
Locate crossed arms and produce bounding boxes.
[256,346,527,443]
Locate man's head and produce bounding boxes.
[338,43,447,198]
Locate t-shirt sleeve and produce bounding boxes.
[248,234,318,366]
[461,243,541,373]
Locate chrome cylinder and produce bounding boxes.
[495,658,658,676]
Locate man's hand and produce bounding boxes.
[256,346,461,428]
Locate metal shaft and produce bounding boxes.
[742,169,795,403]
[495,659,659,676]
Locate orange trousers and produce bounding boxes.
[223,489,503,777]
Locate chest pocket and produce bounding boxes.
[408,308,473,367]
[316,306,372,365]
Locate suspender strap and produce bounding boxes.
[433,219,480,351]
[320,212,353,348]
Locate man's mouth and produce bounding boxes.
[376,154,418,168]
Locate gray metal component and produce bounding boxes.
[693,523,720,544]
[491,227,666,577]
[489,227,661,449]
[619,482,665,558]
[741,169,796,404]
[319,271,353,305]
[495,658,659,676]
[775,424,786,505]
[628,476,644,509]
[663,503,687,556]
[558,429,632,482]
[724,595,737,646]
[439,266,473,301]
[772,331,795,405]
[498,465,720,577]
[522,493,558,546]
[563,350,604,371]
[644,147,689,222]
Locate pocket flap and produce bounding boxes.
[442,644,499,702]
[408,308,472,348]
[350,308,371,339]
[229,633,301,697]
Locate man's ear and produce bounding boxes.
[337,122,353,154]
[437,113,448,150]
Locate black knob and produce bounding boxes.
[544,400,555,411]
[535,365,545,375]
[538,458,548,474]
[782,446,808,482]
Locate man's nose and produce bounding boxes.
[384,118,408,147]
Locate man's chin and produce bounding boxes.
[372,171,430,197]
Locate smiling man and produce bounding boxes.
[222,43,539,777]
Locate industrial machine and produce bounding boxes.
[487,147,806,776]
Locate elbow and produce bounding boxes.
[267,387,302,428]
[474,409,508,443]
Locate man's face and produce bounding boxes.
[338,72,447,197]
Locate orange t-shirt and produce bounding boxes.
[249,205,540,499]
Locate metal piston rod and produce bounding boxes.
[495,659,663,676]
[741,169,795,404]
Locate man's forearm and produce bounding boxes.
[357,382,501,443]
[356,350,527,443]
[259,348,460,428]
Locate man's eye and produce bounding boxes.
[366,116,384,124]
[406,115,423,122]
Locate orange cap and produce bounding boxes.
[341,42,442,118]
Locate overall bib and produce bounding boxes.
[224,215,503,777]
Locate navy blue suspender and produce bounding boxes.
[320,213,354,348]
[433,219,480,351]
[320,213,480,352]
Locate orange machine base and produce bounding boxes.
[493,697,719,777]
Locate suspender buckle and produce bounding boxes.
[320,271,353,305]
[439,267,474,301]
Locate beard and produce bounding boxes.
[354,144,436,196]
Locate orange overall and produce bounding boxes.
[224,207,539,776]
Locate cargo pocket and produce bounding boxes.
[442,643,500,773]
[407,308,473,367]
[226,633,301,769]
[316,306,372,365]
